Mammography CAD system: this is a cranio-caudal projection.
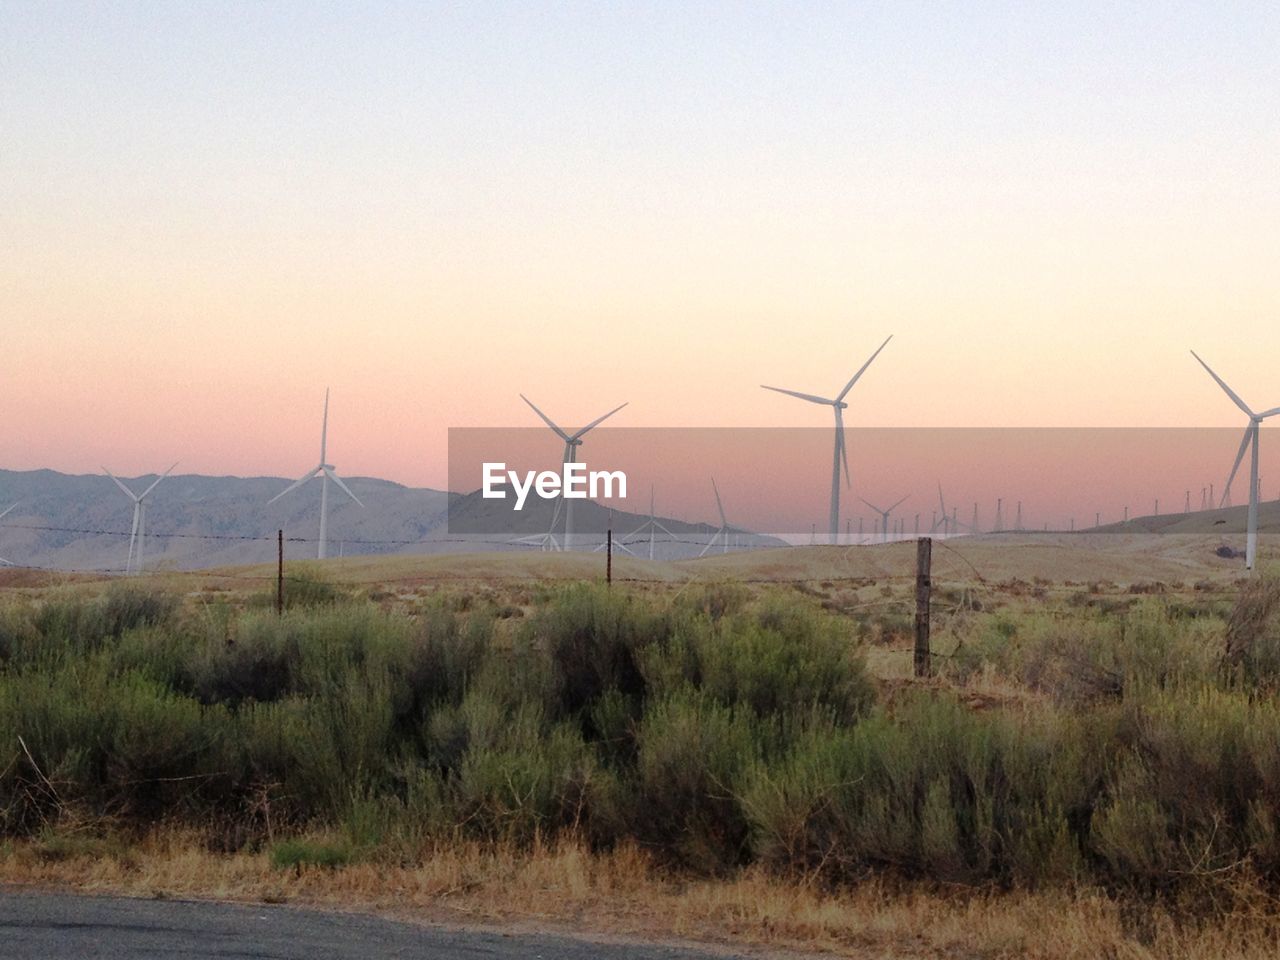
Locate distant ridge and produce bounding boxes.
[0,468,782,571]
[1087,499,1280,536]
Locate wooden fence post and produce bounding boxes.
[914,537,932,678]
[276,529,284,615]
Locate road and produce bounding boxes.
[0,892,754,959]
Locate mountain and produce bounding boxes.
[0,469,782,572]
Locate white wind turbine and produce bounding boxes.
[103,463,177,574]
[0,503,18,565]
[1192,351,1280,570]
[762,335,892,544]
[624,487,676,561]
[697,478,732,558]
[859,495,908,543]
[268,389,363,560]
[521,394,627,552]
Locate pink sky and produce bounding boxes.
[449,428,1278,533]
[4,5,1279,490]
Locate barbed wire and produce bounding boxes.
[0,521,1257,602]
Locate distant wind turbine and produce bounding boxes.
[697,478,732,558]
[762,335,892,544]
[103,463,177,574]
[521,394,627,552]
[268,389,363,560]
[860,495,908,544]
[1192,350,1280,570]
[623,487,676,561]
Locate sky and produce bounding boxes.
[3,1,1279,491]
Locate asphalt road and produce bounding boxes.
[0,892,752,959]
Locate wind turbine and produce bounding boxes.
[0,503,17,565]
[268,389,363,560]
[103,463,177,574]
[697,478,731,558]
[623,487,676,561]
[520,394,627,552]
[762,335,892,544]
[860,495,908,543]
[932,484,948,535]
[1192,351,1280,570]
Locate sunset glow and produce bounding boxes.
[5,3,1279,490]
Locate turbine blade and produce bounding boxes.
[888,494,910,512]
[138,461,178,500]
[1221,423,1254,506]
[697,528,721,559]
[324,468,364,507]
[836,334,893,401]
[103,468,140,502]
[0,503,17,522]
[761,385,835,406]
[937,482,947,519]
[520,394,572,442]
[711,478,727,526]
[1191,350,1254,417]
[1258,406,1280,419]
[570,401,628,440]
[858,496,885,514]
[268,466,322,504]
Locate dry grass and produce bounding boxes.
[183,532,1253,598]
[3,834,1279,959]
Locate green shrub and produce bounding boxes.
[744,694,1094,887]
[270,837,353,870]
[30,585,177,658]
[402,601,493,711]
[524,584,666,719]
[451,708,602,844]
[694,599,873,722]
[1225,576,1280,688]
[630,690,759,871]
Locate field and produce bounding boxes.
[3,536,1280,958]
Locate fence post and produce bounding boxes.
[914,537,932,678]
[276,529,284,615]
[606,527,613,587]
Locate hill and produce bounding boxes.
[1089,499,1280,536]
[0,468,782,572]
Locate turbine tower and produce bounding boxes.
[762,335,892,544]
[0,503,17,565]
[624,487,677,561]
[103,463,177,574]
[697,478,731,558]
[269,389,363,560]
[1192,351,1280,570]
[521,394,627,552]
[859,495,908,544]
